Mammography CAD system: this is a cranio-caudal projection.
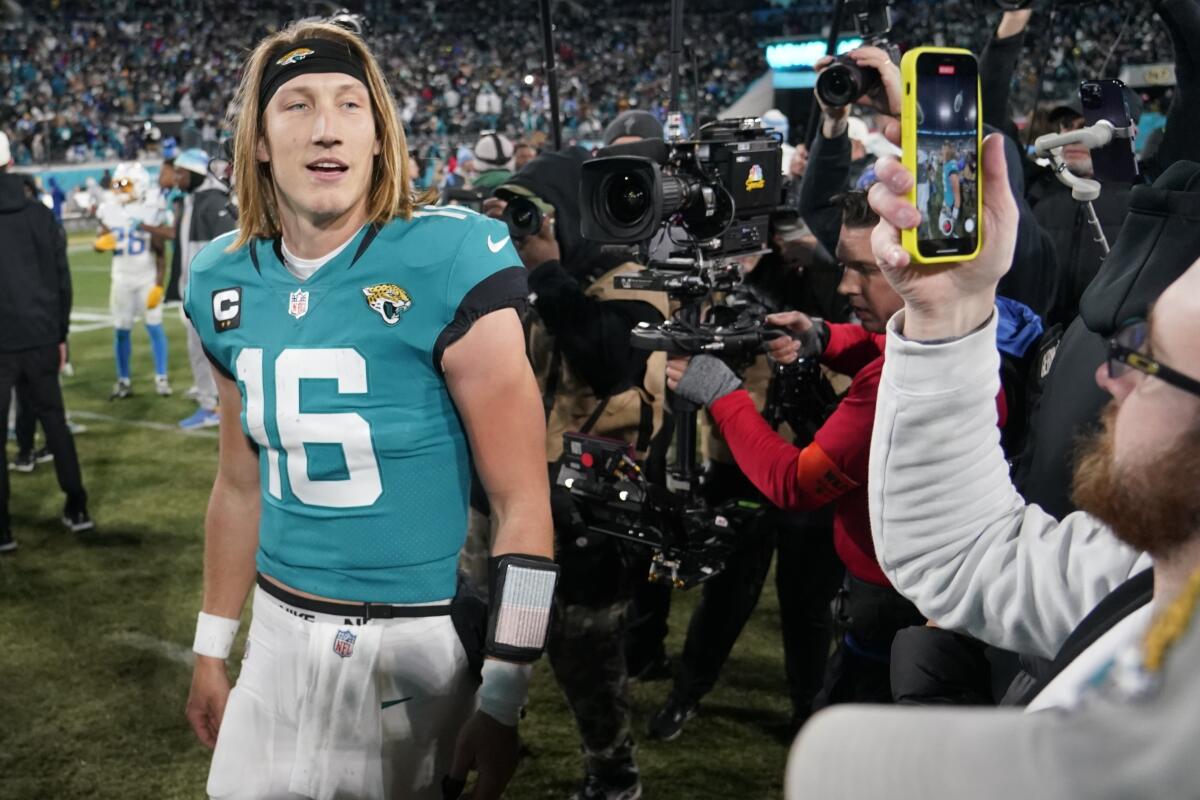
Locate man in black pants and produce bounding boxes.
[482,146,669,800]
[0,131,92,552]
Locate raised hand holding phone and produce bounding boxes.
[900,47,983,264]
[869,132,1018,342]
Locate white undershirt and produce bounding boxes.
[280,232,358,281]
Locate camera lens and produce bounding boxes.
[502,196,542,239]
[511,205,533,229]
[604,173,651,226]
[816,62,862,108]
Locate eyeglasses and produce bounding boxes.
[1107,319,1200,399]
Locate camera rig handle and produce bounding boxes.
[1033,120,1133,255]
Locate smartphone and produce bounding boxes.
[1079,79,1139,183]
[900,47,982,264]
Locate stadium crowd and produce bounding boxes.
[4,0,1200,798]
[0,0,1176,166]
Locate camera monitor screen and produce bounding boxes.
[914,52,979,258]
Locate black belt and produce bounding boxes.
[256,574,452,620]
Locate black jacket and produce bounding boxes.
[0,173,72,352]
[1014,160,1200,519]
[507,147,664,398]
[1028,175,1133,328]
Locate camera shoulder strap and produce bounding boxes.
[579,395,612,434]
[542,345,562,420]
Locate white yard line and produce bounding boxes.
[68,410,218,438]
[108,631,196,667]
[67,309,186,335]
[68,310,114,334]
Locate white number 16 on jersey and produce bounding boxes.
[236,348,383,508]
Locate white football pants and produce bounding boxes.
[110,277,163,329]
[206,588,475,800]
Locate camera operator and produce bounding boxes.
[1028,0,1200,328]
[483,146,668,800]
[1014,0,1200,516]
[666,190,1007,708]
[1027,94,1140,328]
[644,247,846,740]
[797,46,899,253]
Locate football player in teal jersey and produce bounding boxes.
[182,21,555,800]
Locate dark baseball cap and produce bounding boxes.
[602,110,665,145]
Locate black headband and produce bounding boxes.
[258,38,369,115]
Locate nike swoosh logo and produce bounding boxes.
[487,235,510,254]
[381,697,413,710]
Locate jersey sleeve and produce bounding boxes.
[707,389,858,512]
[432,214,528,371]
[821,322,886,377]
[182,239,237,381]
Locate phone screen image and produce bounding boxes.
[913,54,979,259]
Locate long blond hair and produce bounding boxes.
[226,21,435,251]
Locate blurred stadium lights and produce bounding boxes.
[765,37,863,71]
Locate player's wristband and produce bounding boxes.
[477,659,532,727]
[192,612,240,660]
[485,554,559,663]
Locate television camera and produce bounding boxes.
[552,108,839,588]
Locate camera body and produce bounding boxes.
[815,0,895,109]
[816,54,884,108]
[557,117,790,588]
[580,117,782,258]
[554,432,761,588]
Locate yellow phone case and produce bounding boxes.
[900,46,983,265]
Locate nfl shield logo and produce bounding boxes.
[288,289,309,319]
[333,628,356,658]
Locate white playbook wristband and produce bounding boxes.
[192,611,241,659]
[477,659,532,727]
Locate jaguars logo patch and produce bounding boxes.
[362,283,412,325]
[276,47,315,66]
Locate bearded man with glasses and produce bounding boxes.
[786,126,1200,797]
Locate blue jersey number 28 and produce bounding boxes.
[235,347,383,508]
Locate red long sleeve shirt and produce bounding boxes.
[708,323,1007,587]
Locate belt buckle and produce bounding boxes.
[363,602,393,622]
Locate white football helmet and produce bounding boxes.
[112,162,151,204]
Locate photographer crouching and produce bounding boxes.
[666,190,1004,709]
[483,146,669,800]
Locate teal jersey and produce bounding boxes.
[184,208,525,603]
[942,159,961,208]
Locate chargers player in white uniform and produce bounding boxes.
[96,162,171,399]
[183,20,556,800]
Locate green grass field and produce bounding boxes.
[1,236,794,799]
